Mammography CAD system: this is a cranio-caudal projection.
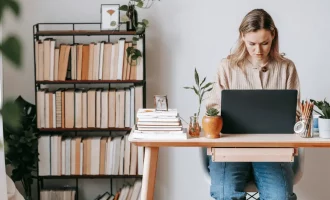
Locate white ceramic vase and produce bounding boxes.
[318,118,330,138]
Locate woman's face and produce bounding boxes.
[242,29,274,61]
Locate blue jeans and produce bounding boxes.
[208,156,297,200]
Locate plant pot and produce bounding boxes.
[202,115,223,139]
[319,118,330,138]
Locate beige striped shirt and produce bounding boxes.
[205,57,301,117]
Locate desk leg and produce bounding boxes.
[141,147,159,200]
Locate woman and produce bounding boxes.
[206,9,300,200]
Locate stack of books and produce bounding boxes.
[130,108,187,139]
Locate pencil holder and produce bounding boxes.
[294,117,313,138]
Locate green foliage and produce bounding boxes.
[310,99,330,119]
[184,68,214,118]
[206,107,219,116]
[4,97,38,199]
[119,1,153,63]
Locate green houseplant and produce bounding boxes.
[183,68,213,137]
[310,99,330,138]
[4,96,38,200]
[202,107,223,139]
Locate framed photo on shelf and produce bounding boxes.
[101,4,120,30]
[154,95,168,111]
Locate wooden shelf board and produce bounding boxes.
[35,30,137,36]
[38,128,132,132]
[38,175,142,179]
[36,80,145,84]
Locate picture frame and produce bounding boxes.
[101,4,120,30]
[154,95,168,111]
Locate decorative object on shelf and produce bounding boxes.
[183,68,214,137]
[202,108,222,139]
[126,4,138,31]
[101,4,120,30]
[154,95,168,111]
[310,99,330,138]
[3,96,38,200]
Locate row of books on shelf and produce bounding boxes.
[36,86,143,129]
[130,108,188,139]
[38,134,144,176]
[35,38,143,81]
[40,188,76,200]
[94,180,141,200]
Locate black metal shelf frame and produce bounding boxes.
[33,22,146,200]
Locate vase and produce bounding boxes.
[319,118,330,138]
[202,115,223,139]
[188,115,201,138]
[126,5,138,31]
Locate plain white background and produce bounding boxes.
[3,0,330,199]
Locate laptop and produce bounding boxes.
[220,90,298,134]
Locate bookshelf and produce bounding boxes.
[33,23,146,200]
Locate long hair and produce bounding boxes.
[229,9,284,67]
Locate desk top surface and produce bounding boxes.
[128,133,330,148]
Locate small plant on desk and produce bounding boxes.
[310,99,330,138]
[202,108,223,139]
[183,68,214,137]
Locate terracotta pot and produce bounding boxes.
[202,115,223,139]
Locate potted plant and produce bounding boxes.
[202,108,223,138]
[183,68,213,137]
[4,96,38,200]
[311,99,330,138]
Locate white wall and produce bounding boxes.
[3,0,330,199]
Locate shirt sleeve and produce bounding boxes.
[205,59,229,113]
[286,60,301,120]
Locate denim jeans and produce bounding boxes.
[208,156,297,200]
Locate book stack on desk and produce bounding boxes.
[130,108,187,139]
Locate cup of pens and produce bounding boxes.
[294,100,314,138]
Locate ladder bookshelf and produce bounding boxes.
[33,22,146,200]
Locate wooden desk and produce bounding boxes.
[128,133,330,200]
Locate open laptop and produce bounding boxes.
[220,90,298,134]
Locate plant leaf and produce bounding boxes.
[120,15,130,22]
[194,68,199,86]
[7,0,20,16]
[193,86,199,96]
[132,37,139,41]
[183,87,193,89]
[0,36,21,67]
[136,27,145,35]
[119,5,128,11]
[136,1,144,8]
[0,99,21,130]
[131,55,139,60]
[134,49,142,57]
[142,19,149,25]
[200,77,206,86]
[201,82,213,90]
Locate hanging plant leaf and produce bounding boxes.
[0,36,22,67]
[142,19,149,26]
[0,0,20,21]
[132,37,139,41]
[119,5,128,11]
[120,15,130,22]
[136,27,145,35]
[136,1,144,8]
[0,99,21,130]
